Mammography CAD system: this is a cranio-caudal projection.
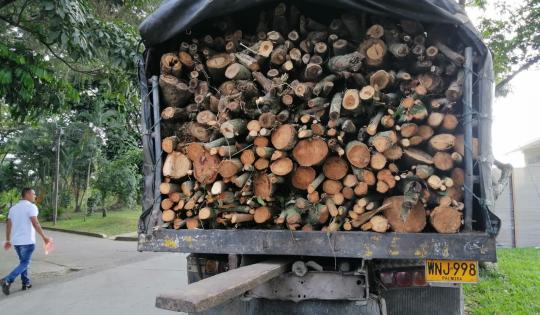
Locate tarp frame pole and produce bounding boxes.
[150,75,163,229]
[463,47,474,232]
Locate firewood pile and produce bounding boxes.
[157,3,474,233]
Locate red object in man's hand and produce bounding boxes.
[3,241,11,251]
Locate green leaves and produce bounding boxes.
[0,0,157,212]
[0,69,12,84]
[0,0,155,120]
[469,0,540,93]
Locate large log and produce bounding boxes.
[371,131,397,153]
[433,152,454,171]
[159,75,192,107]
[383,196,427,233]
[430,206,462,233]
[345,141,370,168]
[403,148,434,165]
[160,182,180,195]
[193,150,220,184]
[429,134,456,151]
[292,138,329,166]
[322,156,349,180]
[270,157,294,176]
[271,124,297,150]
[219,159,243,178]
[163,152,191,179]
[187,122,211,142]
[253,173,283,201]
[292,166,316,190]
[225,63,252,80]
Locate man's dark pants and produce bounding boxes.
[3,244,35,286]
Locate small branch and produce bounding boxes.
[495,55,540,93]
[16,0,30,26]
[40,40,103,75]
[0,15,103,75]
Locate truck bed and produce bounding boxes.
[138,229,496,261]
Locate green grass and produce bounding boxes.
[464,248,540,315]
[41,208,140,236]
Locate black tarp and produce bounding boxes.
[137,0,499,236]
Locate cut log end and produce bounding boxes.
[430,206,462,233]
[345,141,370,168]
[292,166,316,190]
[292,138,329,166]
[384,196,426,233]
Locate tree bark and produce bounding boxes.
[159,75,192,107]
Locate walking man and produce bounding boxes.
[2,188,50,295]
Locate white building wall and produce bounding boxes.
[494,165,540,247]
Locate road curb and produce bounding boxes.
[113,235,138,242]
[42,226,107,239]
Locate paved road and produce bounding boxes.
[0,224,188,314]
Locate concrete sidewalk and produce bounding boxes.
[0,253,188,315]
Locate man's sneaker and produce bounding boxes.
[22,284,32,291]
[1,279,10,296]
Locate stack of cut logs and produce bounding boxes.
[157,3,475,234]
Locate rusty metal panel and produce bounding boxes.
[246,272,366,301]
[138,230,496,262]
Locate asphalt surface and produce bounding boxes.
[0,224,188,314]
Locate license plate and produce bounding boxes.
[425,259,479,283]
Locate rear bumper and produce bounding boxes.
[138,229,497,262]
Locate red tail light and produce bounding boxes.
[413,270,426,286]
[395,271,413,287]
[379,269,427,288]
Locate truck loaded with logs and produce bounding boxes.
[136,1,509,314]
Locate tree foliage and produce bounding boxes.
[0,0,156,119]
[94,147,142,217]
[469,0,540,94]
[0,0,158,217]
